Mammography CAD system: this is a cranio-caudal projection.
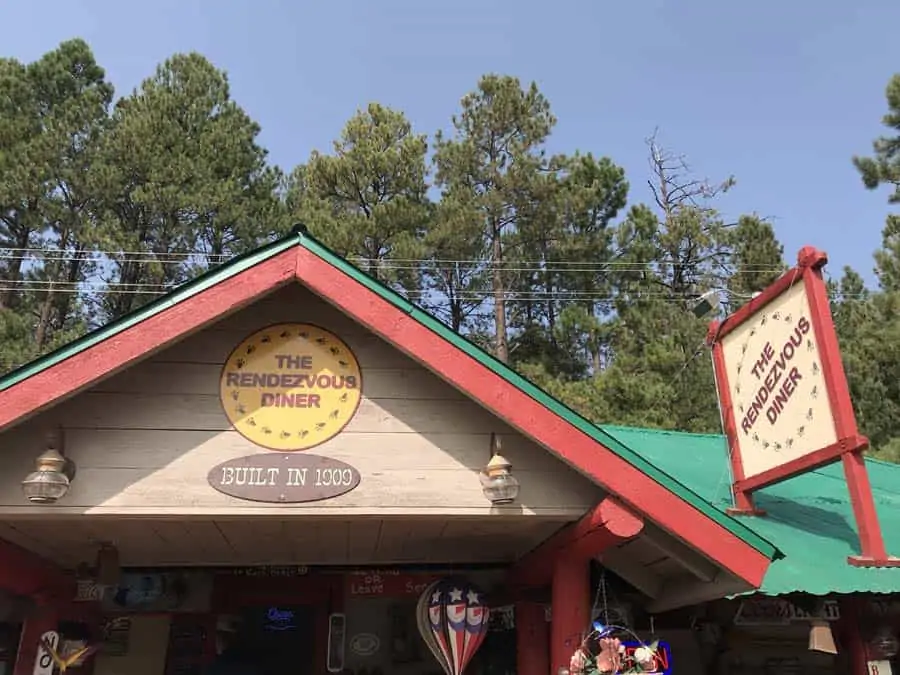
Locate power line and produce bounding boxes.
[0,247,795,271]
[0,282,875,302]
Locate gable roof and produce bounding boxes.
[602,424,900,596]
[0,227,778,587]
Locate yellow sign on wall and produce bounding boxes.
[219,323,363,451]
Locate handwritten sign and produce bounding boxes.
[345,570,438,598]
[219,323,363,451]
[720,282,837,478]
[208,453,361,503]
[218,566,309,577]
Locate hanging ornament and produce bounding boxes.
[415,577,490,675]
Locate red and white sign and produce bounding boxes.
[708,246,896,567]
[709,248,864,497]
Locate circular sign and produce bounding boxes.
[219,323,363,451]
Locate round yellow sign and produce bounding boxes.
[219,323,363,451]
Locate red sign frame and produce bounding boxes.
[707,246,898,567]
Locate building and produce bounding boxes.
[0,228,895,675]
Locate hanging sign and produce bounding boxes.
[707,247,872,515]
[219,323,363,451]
[208,453,361,503]
[717,280,833,479]
[733,598,840,625]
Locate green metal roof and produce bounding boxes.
[0,228,780,565]
[601,424,900,596]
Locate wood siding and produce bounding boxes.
[0,285,601,517]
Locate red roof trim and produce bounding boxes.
[0,249,296,431]
[0,242,771,587]
[296,248,771,586]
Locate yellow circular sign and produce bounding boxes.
[219,323,363,451]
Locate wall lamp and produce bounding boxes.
[480,433,520,505]
[22,428,76,504]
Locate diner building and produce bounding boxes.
[0,228,895,675]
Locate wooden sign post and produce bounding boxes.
[707,246,898,567]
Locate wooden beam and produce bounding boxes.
[642,524,719,582]
[646,576,751,613]
[599,546,664,599]
[510,496,644,588]
[0,536,72,598]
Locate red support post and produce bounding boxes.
[12,608,58,675]
[516,601,549,675]
[550,556,590,675]
[510,497,644,589]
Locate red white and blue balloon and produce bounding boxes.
[416,578,490,675]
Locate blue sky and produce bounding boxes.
[3,0,899,284]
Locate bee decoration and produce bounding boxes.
[235,404,246,415]
[797,426,806,437]
[236,358,246,369]
[772,311,781,320]
[246,344,256,355]
[280,431,291,439]
[338,360,349,369]
[806,408,814,421]
[339,392,349,403]
[329,409,339,419]
[280,330,291,338]
[247,417,257,426]
[315,422,326,431]
[230,390,240,401]
[315,336,327,345]
[810,386,818,399]
[299,430,310,438]
[262,426,272,435]
[40,637,98,673]
[330,346,341,356]
[760,314,768,326]
[785,314,792,322]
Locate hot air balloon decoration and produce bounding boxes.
[416,577,490,675]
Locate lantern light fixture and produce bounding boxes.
[480,434,520,505]
[21,429,76,505]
